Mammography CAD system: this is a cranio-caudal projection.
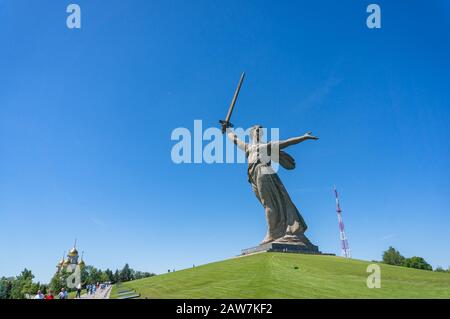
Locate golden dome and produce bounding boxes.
[63,259,71,266]
[57,259,64,267]
[68,247,78,257]
[78,260,85,267]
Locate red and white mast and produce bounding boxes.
[334,186,351,258]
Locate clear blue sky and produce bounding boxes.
[1,0,449,283]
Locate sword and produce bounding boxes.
[220,72,245,134]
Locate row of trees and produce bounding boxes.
[48,263,156,294]
[1,264,155,299]
[0,269,47,299]
[382,246,449,272]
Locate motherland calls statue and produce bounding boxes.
[225,126,319,247]
[220,73,320,252]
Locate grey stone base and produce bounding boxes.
[241,241,323,256]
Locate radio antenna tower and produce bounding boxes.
[334,186,351,258]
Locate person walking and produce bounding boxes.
[44,291,54,300]
[33,290,44,299]
[58,288,67,299]
[76,282,82,298]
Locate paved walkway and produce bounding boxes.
[78,285,112,299]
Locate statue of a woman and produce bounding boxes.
[226,125,319,247]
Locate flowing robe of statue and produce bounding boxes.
[227,125,318,246]
[247,143,307,244]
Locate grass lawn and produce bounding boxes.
[68,291,77,299]
[110,252,450,299]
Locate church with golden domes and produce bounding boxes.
[56,240,86,273]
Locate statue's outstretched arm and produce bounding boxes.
[276,132,319,149]
[226,128,247,151]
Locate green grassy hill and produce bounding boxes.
[111,253,450,299]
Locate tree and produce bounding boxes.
[113,270,120,283]
[104,269,114,283]
[0,277,13,299]
[100,272,110,283]
[382,247,405,266]
[434,266,446,273]
[403,257,432,271]
[134,271,156,280]
[119,264,133,282]
[49,270,68,294]
[10,269,39,299]
[80,266,90,285]
[38,283,48,295]
[91,268,103,284]
[82,265,102,284]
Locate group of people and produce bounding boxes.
[33,288,68,300]
[85,283,98,296]
[80,282,111,298]
[33,282,111,300]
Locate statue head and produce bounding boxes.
[249,125,263,143]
